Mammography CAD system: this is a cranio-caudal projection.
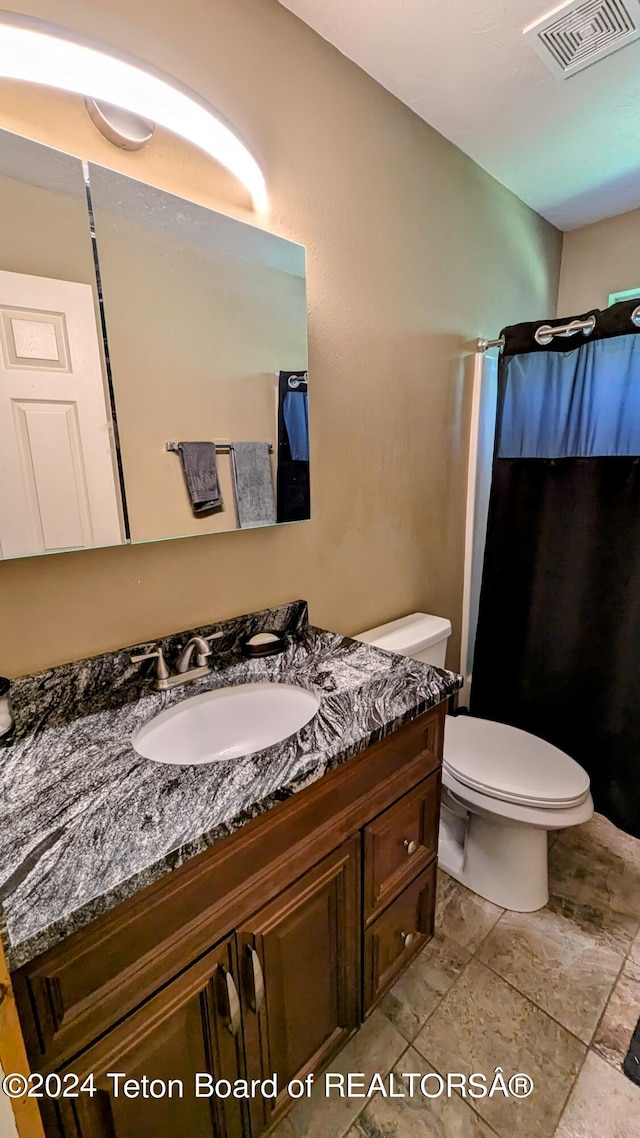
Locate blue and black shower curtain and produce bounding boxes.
[471,300,640,838]
[276,371,310,523]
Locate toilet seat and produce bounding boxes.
[442,767,594,830]
[444,715,591,809]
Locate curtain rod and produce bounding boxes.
[477,336,505,352]
[478,316,595,353]
[478,305,640,353]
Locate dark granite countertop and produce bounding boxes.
[0,601,461,970]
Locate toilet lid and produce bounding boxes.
[443,716,591,808]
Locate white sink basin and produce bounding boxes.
[133,682,320,766]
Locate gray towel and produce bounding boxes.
[177,442,223,514]
[231,442,276,528]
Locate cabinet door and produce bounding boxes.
[239,838,360,1134]
[43,936,247,1138]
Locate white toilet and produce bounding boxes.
[355,613,593,912]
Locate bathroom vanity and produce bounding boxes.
[0,602,461,1137]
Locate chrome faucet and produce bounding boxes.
[132,632,224,691]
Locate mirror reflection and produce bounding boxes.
[89,164,310,543]
[0,130,125,560]
[0,130,310,561]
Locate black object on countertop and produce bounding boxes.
[0,675,14,743]
[241,631,288,658]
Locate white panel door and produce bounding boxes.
[0,270,124,559]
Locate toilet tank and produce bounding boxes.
[354,613,452,668]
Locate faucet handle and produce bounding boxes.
[205,631,225,646]
[131,647,171,681]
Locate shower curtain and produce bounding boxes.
[276,371,310,523]
[471,299,640,838]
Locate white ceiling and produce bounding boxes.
[278,0,640,231]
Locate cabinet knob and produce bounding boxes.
[401,931,416,948]
[404,839,418,856]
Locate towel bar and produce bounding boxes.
[166,442,273,455]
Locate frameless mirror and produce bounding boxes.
[89,164,310,543]
[0,129,126,559]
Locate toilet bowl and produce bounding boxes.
[355,613,593,912]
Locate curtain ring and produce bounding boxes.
[534,325,554,346]
[561,316,595,338]
[632,306,640,328]
[534,315,595,346]
[288,372,308,389]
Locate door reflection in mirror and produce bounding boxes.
[0,130,125,559]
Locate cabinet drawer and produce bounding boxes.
[363,771,439,921]
[364,862,436,1012]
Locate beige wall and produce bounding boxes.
[0,0,561,677]
[558,206,640,315]
[0,168,94,286]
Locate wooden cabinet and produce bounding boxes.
[41,936,247,1138]
[364,863,436,1012]
[239,840,360,1135]
[14,705,445,1138]
[39,844,360,1138]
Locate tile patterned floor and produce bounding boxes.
[271,813,640,1138]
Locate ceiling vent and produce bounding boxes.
[524,0,640,78]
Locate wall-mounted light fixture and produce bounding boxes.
[85,99,155,151]
[0,11,268,211]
